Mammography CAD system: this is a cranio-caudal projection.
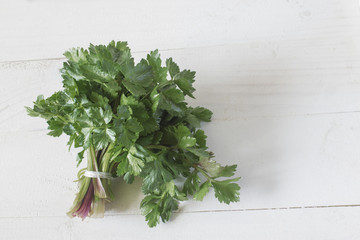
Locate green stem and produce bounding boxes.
[100,142,116,200]
[196,167,213,182]
[56,114,70,124]
[146,145,177,150]
[100,142,115,172]
[145,145,168,150]
[181,153,215,183]
[158,80,174,89]
[89,145,107,199]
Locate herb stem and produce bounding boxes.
[196,167,213,182]
[145,145,177,150]
[56,114,69,124]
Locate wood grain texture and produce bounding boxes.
[1,0,360,239]
[1,207,359,240]
[0,0,359,61]
[1,42,360,133]
[1,113,360,217]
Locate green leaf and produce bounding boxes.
[114,118,143,149]
[199,157,222,177]
[116,146,145,176]
[63,124,75,136]
[63,47,88,63]
[183,170,200,195]
[62,75,78,97]
[87,106,112,126]
[80,64,114,83]
[185,111,201,128]
[76,149,85,167]
[212,178,240,204]
[120,93,137,105]
[187,147,210,158]
[159,194,179,222]
[166,58,180,79]
[150,88,160,113]
[178,136,196,149]
[92,128,116,150]
[140,191,180,227]
[174,125,191,140]
[152,131,163,144]
[147,50,167,84]
[164,125,197,150]
[120,94,151,127]
[47,118,64,137]
[190,107,213,122]
[144,204,161,227]
[141,117,159,135]
[157,87,186,116]
[108,42,134,70]
[116,105,131,120]
[122,96,149,123]
[89,92,109,108]
[199,157,237,178]
[103,106,113,124]
[114,151,127,163]
[141,158,173,194]
[122,79,147,96]
[62,62,85,82]
[123,172,135,184]
[25,106,39,117]
[79,127,92,148]
[128,59,153,87]
[127,151,145,175]
[174,70,196,98]
[140,195,161,227]
[88,43,113,63]
[193,181,211,201]
[121,59,153,96]
[162,87,184,103]
[115,152,128,175]
[193,129,207,148]
[218,165,237,178]
[126,118,144,132]
[164,180,176,197]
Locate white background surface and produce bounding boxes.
[1,0,360,239]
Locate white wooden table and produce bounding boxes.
[1,0,360,239]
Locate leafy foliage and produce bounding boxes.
[26,41,240,227]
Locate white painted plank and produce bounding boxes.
[1,207,360,240]
[0,0,359,61]
[1,42,360,133]
[1,113,359,217]
[1,0,360,238]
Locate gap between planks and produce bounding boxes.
[0,43,230,65]
[212,110,360,120]
[1,204,360,219]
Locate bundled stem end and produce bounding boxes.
[67,144,113,220]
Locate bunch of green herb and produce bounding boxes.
[26,41,240,227]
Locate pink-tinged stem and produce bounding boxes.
[68,144,114,219]
[72,180,94,220]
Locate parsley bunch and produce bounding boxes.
[26,41,240,227]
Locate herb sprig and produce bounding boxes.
[26,41,240,227]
